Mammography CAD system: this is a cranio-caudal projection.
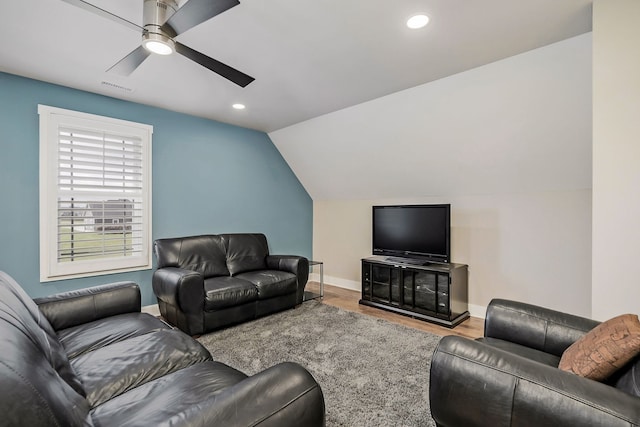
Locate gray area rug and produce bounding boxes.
[197,300,440,427]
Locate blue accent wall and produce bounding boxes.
[0,72,312,305]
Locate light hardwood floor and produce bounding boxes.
[308,281,484,340]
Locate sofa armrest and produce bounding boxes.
[430,336,640,427]
[152,267,204,314]
[484,298,600,356]
[266,255,309,304]
[199,362,324,426]
[34,281,141,331]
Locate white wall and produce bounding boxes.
[272,34,593,317]
[271,34,592,200]
[313,192,591,318]
[592,0,640,320]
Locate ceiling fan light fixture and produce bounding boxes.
[142,32,175,55]
[406,14,429,29]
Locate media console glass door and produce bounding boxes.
[363,262,450,316]
[361,258,469,328]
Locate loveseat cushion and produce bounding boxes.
[155,235,230,278]
[235,270,297,300]
[223,233,269,275]
[204,276,258,310]
[90,361,248,426]
[71,328,212,407]
[58,312,171,359]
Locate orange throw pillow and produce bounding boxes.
[559,313,640,381]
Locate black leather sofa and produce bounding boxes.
[429,299,640,427]
[153,233,309,335]
[0,271,325,427]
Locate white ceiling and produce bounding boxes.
[1,0,592,133]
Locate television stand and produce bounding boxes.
[360,256,469,328]
[384,256,427,266]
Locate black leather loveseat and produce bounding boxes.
[153,233,309,335]
[0,271,325,427]
[429,299,640,427]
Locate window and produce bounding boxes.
[39,105,152,281]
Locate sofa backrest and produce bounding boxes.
[155,235,230,278]
[154,234,271,278]
[221,233,269,276]
[0,271,90,426]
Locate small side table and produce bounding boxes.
[303,260,324,301]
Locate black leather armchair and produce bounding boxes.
[153,233,309,335]
[429,299,640,427]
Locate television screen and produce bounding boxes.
[372,204,450,262]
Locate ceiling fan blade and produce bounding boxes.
[175,42,254,87]
[162,0,240,36]
[106,46,151,76]
[60,0,143,32]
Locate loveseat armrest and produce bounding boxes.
[484,298,600,356]
[430,336,640,427]
[34,281,140,331]
[152,267,204,314]
[206,362,324,426]
[266,255,309,304]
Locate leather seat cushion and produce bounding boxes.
[235,270,297,300]
[71,328,212,407]
[204,277,258,310]
[58,313,170,359]
[477,337,561,367]
[90,361,247,426]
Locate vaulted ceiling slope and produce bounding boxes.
[1,0,591,133]
[270,34,593,200]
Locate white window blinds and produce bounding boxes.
[57,127,144,262]
[39,105,152,281]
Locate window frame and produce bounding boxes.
[38,105,153,282]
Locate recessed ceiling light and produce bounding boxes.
[232,103,246,110]
[406,14,429,29]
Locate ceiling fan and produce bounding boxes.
[61,0,255,87]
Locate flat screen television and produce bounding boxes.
[372,204,450,263]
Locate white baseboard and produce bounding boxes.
[310,273,360,292]
[468,303,486,320]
